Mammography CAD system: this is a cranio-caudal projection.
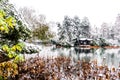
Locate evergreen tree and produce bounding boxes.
[58,16,91,42]
[81,17,91,38]
[57,23,66,41]
[72,16,81,39]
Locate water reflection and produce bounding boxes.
[74,47,95,54]
[26,45,120,68]
[50,46,120,68]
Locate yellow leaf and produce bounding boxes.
[16,45,22,52]
[0,26,5,31]
[8,51,16,58]
[11,46,16,51]
[4,25,9,33]
[2,45,9,52]
[5,16,16,28]
[0,10,6,18]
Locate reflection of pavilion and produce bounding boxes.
[73,48,96,62]
[74,47,94,54]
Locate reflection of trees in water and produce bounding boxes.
[50,47,97,62]
[50,46,120,67]
[96,48,120,68]
[99,48,106,55]
[73,48,96,62]
[118,50,120,54]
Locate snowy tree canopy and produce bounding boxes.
[57,16,91,42]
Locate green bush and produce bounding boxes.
[32,24,54,41]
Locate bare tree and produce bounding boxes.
[19,7,37,29]
[19,7,54,40]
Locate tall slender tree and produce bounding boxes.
[81,17,91,38]
[114,14,120,39]
[62,16,73,42]
[72,16,81,39]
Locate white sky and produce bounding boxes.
[10,0,120,27]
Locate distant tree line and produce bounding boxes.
[19,7,120,43]
[97,14,120,41]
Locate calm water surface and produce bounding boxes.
[26,45,120,68]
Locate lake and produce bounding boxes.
[25,45,120,68]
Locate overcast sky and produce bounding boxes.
[10,0,120,27]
